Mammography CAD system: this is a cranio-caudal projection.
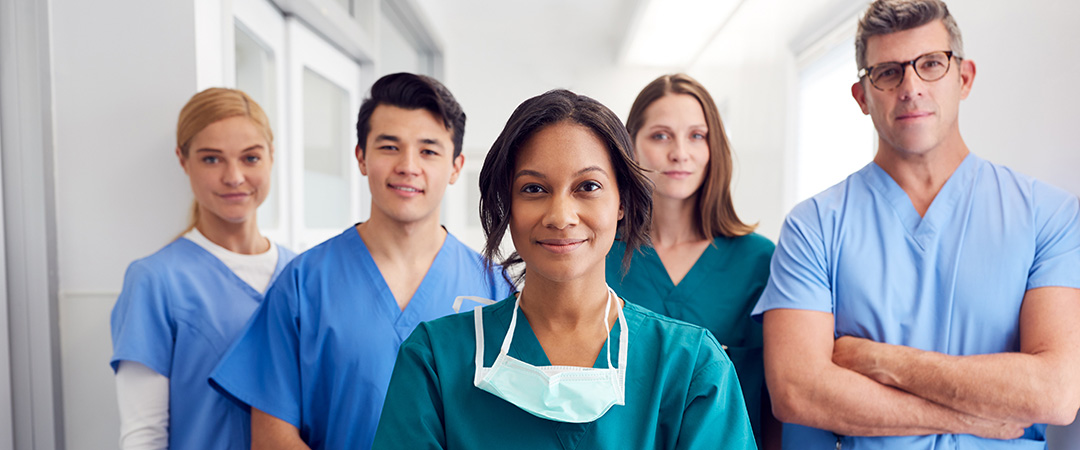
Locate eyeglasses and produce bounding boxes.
[858,50,956,91]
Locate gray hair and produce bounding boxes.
[855,0,964,70]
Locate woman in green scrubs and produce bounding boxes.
[373,89,755,449]
[606,74,778,448]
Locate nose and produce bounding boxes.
[541,192,578,230]
[668,138,689,163]
[395,148,421,176]
[222,161,244,187]
[896,63,925,100]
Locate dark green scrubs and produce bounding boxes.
[373,298,755,450]
[606,233,774,446]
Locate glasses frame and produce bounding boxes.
[858,50,957,91]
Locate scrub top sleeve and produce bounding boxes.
[1028,187,1080,290]
[208,275,303,428]
[110,260,174,377]
[372,324,445,450]
[752,202,832,321]
[677,335,756,450]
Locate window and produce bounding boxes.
[793,36,876,206]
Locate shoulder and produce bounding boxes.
[718,232,774,256]
[973,156,1079,218]
[123,238,201,282]
[625,301,729,366]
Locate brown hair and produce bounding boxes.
[479,89,653,281]
[625,73,754,239]
[175,87,273,234]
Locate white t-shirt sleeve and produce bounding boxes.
[115,360,169,450]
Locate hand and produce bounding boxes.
[958,412,1031,440]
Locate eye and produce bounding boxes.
[245,155,261,164]
[651,132,670,141]
[691,132,707,140]
[379,145,399,152]
[521,183,546,194]
[201,156,220,164]
[421,149,439,156]
[578,180,602,192]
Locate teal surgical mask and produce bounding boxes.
[470,288,628,423]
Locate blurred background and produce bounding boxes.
[1,0,1077,447]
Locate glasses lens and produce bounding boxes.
[915,51,951,81]
[870,63,904,89]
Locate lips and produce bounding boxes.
[663,170,693,179]
[218,192,251,201]
[536,238,586,254]
[389,183,423,195]
[895,110,933,120]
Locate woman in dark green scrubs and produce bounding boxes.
[373,89,756,450]
[607,74,778,449]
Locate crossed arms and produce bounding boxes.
[762,286,1080,439]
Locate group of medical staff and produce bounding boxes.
[109,0,1080,449]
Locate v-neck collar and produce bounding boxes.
[863,153,979,250]
[640,240,721,302]
[175,237,286,300]
[348,226,454,340]
[490,294,641,369]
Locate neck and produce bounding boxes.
[874,132,969,216]
[195,213,267,254]
[357,210,446,263]
[650,194,703,247]
[517,271,616,332]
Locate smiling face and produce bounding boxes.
[357,104,464,227]
[633,93,710,203]
[852,19,975,158]
[179,115,272,226]
[509,121,623,285]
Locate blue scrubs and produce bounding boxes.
[373,297,756,450]
[110,238,295,450]
[607,234,773,446]
[753,154,1080,449]
[210,226,513,450]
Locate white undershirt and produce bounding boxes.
[115,229,280,449]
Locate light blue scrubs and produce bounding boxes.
[752,154,1080,449]
[110,237,296,450]
[210,226,513,450]
[373,296,756,450]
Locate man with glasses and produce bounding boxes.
[753,0,1080,448]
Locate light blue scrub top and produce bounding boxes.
[110,237,296,450]
[373,296,756,450]
[752,154,1080,449]
[210,226,513,450]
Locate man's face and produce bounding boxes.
[356,104,463,227]
[852,20,976,157]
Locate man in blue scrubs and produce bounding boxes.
[210,73,513,450]
[753,1,1080,449]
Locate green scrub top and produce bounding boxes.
[373,297,755,450]
[606,233,774,445]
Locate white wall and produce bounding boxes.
[50,0,203,447]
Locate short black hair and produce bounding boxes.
[478,89,653,281]
[355,72,465,157]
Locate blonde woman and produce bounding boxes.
[110,88,295,449]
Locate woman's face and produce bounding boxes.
[179,115,272,226]
[509,121,623,285]
[633,93,710,203]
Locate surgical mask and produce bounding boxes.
[469,288,628,423]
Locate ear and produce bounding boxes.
[958,59,976,100]
[851,81,871,115]
[618,203,624,221]
[176,147,190,174]
[356,144,368,176]
[448,153,465,185]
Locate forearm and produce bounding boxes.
[115,361,169,450]
[842,341,1077,424]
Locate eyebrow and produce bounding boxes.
[194,144,265,153]
[374,134,445,148]
[513,165,608,181]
